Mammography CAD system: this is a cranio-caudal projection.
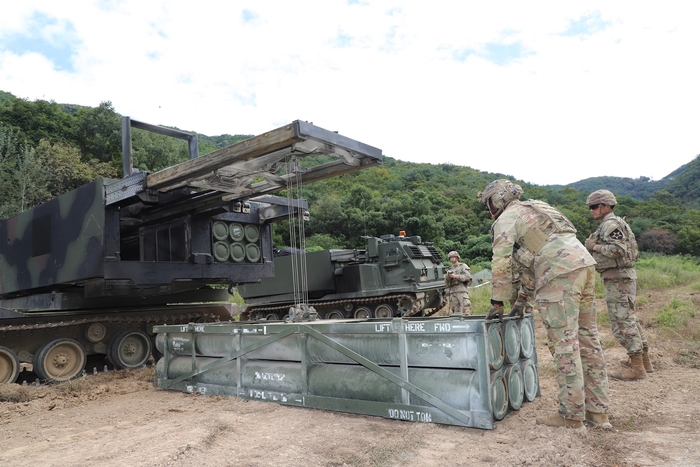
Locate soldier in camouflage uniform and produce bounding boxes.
[478,180,611,430]
[585,189,651,381]
[444,251,472,315]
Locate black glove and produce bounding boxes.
[486,304,504,320]
[508,299,526,318]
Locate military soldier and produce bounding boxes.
[444,251,472,315]
[478,179,611,430]
[585,189,651,380]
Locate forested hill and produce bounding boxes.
[561,156,700,207]
[1,92,699,265]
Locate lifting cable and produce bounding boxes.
[286,156,309,309]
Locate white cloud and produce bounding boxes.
[1,1,698,185]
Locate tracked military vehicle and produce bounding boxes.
[238,232,448,321]
[0,118,381,384]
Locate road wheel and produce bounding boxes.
[354,306,373,319]
[374,303,396,318]
[246,310,263,321]
[84,323,107,343]
[34,339,87,382]
[108,330,152,370]
[326,310,345,320]
[0,346,20,384]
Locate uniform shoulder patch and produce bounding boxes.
[609,228,624,240]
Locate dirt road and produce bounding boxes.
[2,297,699,467]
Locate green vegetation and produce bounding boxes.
[467,282,492,315]
[3,93,699,349]
[636,253,700,290]
[639,254,700,348]
[655,298,695,328]
[2,90,700,265]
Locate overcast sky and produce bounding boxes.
[1,1,698,186]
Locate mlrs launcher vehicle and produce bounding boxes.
[238,232,448,321]
[0,118,382,384]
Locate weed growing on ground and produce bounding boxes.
[55,378,89,395]
[0,384,36,403]
[655,298,695,328]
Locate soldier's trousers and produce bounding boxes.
[536,266,610,421]
[604,277,647,355]
[447,291,471,315]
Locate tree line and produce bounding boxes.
[2,92,699,267]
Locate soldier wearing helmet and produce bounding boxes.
[478,179,611,430]
[585,189,651,381]
[443,250,472,315]
[477,179,524,220]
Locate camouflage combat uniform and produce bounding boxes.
[491,199,610,422]
[587,211,646,356]
[445,262,472,315]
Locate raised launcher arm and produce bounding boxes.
[113,118,382,207]
[0,119,382,311]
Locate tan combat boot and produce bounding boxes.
[535,414,586,431]
[621,347,654,373]
[642,347,654,373]
[585,411,612,430]
[609,353,647,380]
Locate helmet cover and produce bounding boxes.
[477,179,523,210]
[586,189,617,206]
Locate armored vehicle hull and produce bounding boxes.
[0,303,234,384]
[238,234,448,321]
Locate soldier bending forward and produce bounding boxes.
[478,179,611,430]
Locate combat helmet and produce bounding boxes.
[447,251,460,260]
[586,189,617,206]
[477,179,523,218]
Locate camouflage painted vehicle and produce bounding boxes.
[0,118,381,384]
[238,233,448,321]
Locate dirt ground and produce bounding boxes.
[2,292,699,467]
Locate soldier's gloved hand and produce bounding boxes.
[508,299,526,318]
[585,237,597,251]
[485,304,504,320]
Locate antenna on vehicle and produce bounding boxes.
[362,193,367,236]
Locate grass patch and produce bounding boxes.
[594,275,605,298]
[636,253,700,290]
[599,335,619,349]
[650,291,700,367]
[469,284,492,315]
[675,344,700,368]
[636,295,650,307]
[0,384,36,403]
[596,307,610,327]
[654,298,696,329]
[55,378,90,395]
[363,444,409,467]
[329,440,419,467]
